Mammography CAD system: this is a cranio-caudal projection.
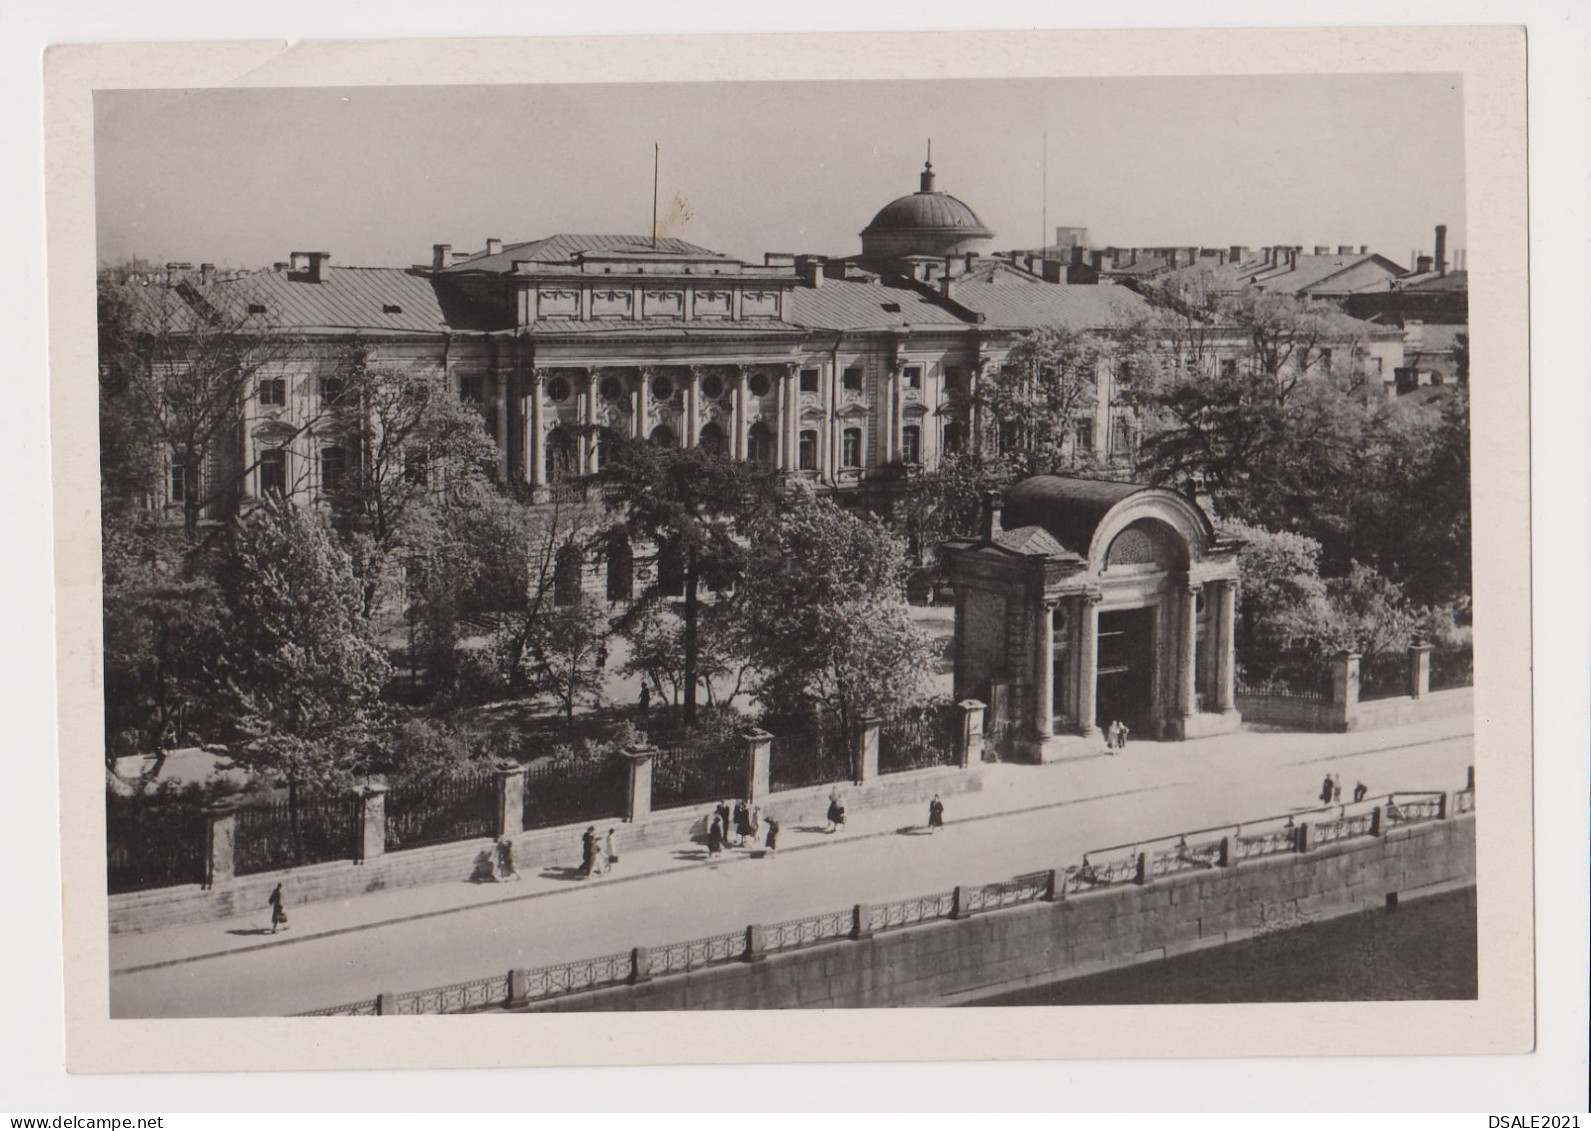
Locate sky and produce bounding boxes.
[94,74,1466,272]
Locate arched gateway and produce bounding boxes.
[943,476,1244,761]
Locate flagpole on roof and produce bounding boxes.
[1042,131,1048,252]
[652,143,660,250]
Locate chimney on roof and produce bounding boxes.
[1313,245,1330,256]
[306,252,331,283]
[199,263,215,284]
[432,244,452,270]
[797,256,824,289]
[1337,245,1353,256]
[1416,255,1434,274]
[1090,250,1107,271]
[486,237,503,257]
[1070,246,1085,268]
[1434,224,1448,276]
[1230,245,1247,262]
[1130,249,1140,267]
[1040,259,1063,284]
[1359,245,1368,254]
[981,490,1004,544]
[964,251,978,271]
[273,261,289,273]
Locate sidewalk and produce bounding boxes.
[108,714,1474,1017]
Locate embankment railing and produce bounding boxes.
[294,768,1475,1017]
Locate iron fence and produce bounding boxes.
[1066,853,1142,892]
[1429,644,1474,692]
[522,757,626,831]
[388,973,510,1015]
[105,791,209,893]
[520,951,634,1000]
[234,790,360,876]
[1233,822,1301,861]
[1235,652,1332,701]
[383,770,497,853]
[964,872,1052,913]
[868,890,957,933]
[651,930,747,974]
[294,998,379,1017]
[1385,792,1444,828]
[877,701,958,774]
[1312,809,1378,847]
[765,715,852,792]
[651,732,743,811]
[1149,835,1226,878]
[1358,651,1410,702]
[1453,788,1475,815]
[763,909,853,953]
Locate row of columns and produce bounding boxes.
[1031,577,1238,741]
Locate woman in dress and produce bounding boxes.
[268,883,289,934]
[927,794,944,833]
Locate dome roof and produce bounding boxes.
[860,157,994,241]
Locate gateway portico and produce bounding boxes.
[944,476,1243,760]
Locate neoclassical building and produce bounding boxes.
[119,156,1404,525]
[943,477,1243,758]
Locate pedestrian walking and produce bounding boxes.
[638,684,651,717]
[707,816,724,857]
[267,883,289,934]
[1332,774,1343,804]
[749,805,761,843]
[604,828,617,874]
[1115,720,1130,751]
[1319,773,1335,806]
[495,837,519,882]
[764,816,780,857]
[733,800,751,846]
[826,793,847,833]
[1103,722,1116,753]
[580,826,597,877]
[716,800,732,844]
[927,794,944,833]
[1353,781,1368,803]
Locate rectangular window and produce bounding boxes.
[320,447,346,494]
[1370,356,1385,378]
[459,375,484,403]
[258,378,287,407]
[1075,420,1094,453]
[842,367,864,393]
[798,429,818,471]
[1219,358,1238,379]
[320,375,346,405]
[904,366,922,390]
[258,449,287,497]
[799,368,820,394]
[842,427,862,468]
[901,425,921,465]
[169,464,187,504]
[1319,348,1334,370]
[403,449,429,485]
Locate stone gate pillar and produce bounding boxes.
[1410,641,1433,699]
[494,761,525,840]
[856,717,881,783]
[955,699,986,767]
[1332,652,1362,732]
[741,728,773,803]
[1215,580,1238,713]
[623,743,657,822]
[356,783,389,864]
[1177,582,1201,731]
[203,799,241,889]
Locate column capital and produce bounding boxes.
[1081,589,1104,606]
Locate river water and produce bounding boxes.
[965,887,1477,1006]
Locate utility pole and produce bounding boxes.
[652,143,660,250]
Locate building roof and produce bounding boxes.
[441,234,728,274]
[1250,253,1404,296]
[993,525,1069,557]
[1400,269,1469,293]
[950,280,1150,330]
[114,267,451,336]
[786,279,971,332]
[861,191,994,239]
[1001,476,1158,557]
[524,317,798,339]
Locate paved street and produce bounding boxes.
[109,714,1475,1017]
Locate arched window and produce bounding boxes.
[649,423,677,447]
[554,543,584,606]
[595,428,619,471]
[258,449,287,497]
[698,421,727,456]
[746,422,774,470]
[319,446,347,494]
[798,429,818,472]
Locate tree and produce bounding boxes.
[214,500,391,789]
[976,326,1104,474]
[618,600,752,710]
[97,274,314,536]
[1223,518,1338,656]
[318,348,500,615]
[526,597,611,728]
[740,487,936,746]
[598,437,770,727]
[894,450,1020,570]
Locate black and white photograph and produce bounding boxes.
[39,24,1544,1080]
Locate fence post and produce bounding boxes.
[1466,765,1475,791]
[1218,836,1233,867]
[622,743,657,823]
[376,992,400,1016]
[1331,652,1362,732]
[631,946,652,984]
[508,969,530,1005]
[494,761,525,840]
[1370,806,1384,837]
[856,716,882,784]
[741,728,773,803]
[356,783,388,864]
[1296,822,1312,853]
[951,885,970,919]
[1043,868,1062,901]
[202,799,241,889]
[744,924,765,963]
[1134,851,1149,885]
[1437,791,1449,820]
[1410,641,1433,699]
[852,903,873,940]
[955,699,986,768]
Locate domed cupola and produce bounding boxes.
[860,146,995,262]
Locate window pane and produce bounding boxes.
[798,430,817,471]
[799,368,819,393]
[842,367,863,392]
[842,428,861,467]
[259,450,287,496]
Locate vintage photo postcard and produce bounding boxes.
[45,27,1533,1073]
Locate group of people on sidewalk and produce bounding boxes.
[1103,719,1131,754]
[707,798,780,859]
[579,826,618,877]
[1317,773,1372,806]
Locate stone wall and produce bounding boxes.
[1238,682,1472,733]
[513,813,1475,1012]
